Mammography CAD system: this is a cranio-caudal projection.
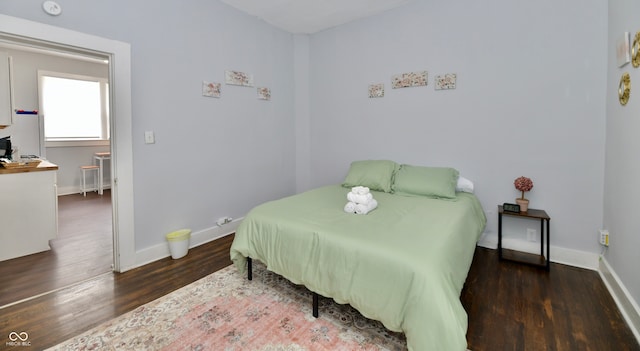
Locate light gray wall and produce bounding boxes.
[604,0,640,318]
[294,34,311,193]
[0,1,613,264]
[306,0,608,254]
[0,0,296,250]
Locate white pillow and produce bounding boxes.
[456,176,474,193]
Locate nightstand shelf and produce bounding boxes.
[498,205,550,271]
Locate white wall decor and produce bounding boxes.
[391,71,427,89]
[617,32,631,67]
[368,83,384,98]
[202,81,221,98]
[434,73,457,90]
[225,70,254,86]
[257,87,271,100]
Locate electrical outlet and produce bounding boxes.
[216,216,233,226]
[526,228,537,242]
[599,230,609,246]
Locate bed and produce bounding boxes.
[230,161,486,351]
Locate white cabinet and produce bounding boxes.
[0,51,13,128]
[0,164,58,261]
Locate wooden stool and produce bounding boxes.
[80,165,99,196]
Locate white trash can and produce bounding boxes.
[166,229,191,259]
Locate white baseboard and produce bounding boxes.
[598,256,640,345]
[57,185,81,196]
[57,185,111,196]
[133,217,242,269]
[477,231,599,270]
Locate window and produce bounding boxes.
[38,71,109,146]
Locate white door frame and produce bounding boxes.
[0,14,136,272]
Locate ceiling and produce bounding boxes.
[219,0,412,34]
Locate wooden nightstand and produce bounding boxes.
[498,205,550,271]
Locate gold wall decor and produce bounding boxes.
[632,31,640,68]
[619,72,631,106]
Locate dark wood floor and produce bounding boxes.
[1,234,638,350]
[0,190,112,307]
[0,235,234,351]
[462,249,639,351]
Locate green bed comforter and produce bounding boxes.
[230,185,486,351]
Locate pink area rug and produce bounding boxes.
[47,262,407,350]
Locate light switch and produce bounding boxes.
[144,131,155,144]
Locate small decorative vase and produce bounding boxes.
[515,198,529,212]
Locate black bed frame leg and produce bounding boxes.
[246,256,316,317]
[312,292,319,318]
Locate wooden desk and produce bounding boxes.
[0,160,58,174]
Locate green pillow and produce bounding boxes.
[392,165,459,199]
[342,160,398,193]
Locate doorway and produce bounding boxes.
[0,41,114,308]
[0,15,135,290]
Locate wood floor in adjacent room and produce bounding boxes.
[2,234,639,350]
[0,190,113,308]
